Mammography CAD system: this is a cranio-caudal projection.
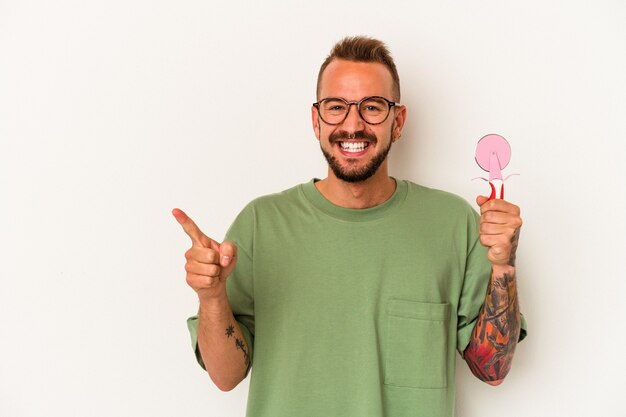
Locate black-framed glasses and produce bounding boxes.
[313,96,399,125]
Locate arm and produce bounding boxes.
[463,264,521,385]
[197,295,251,391]
[463,197,522,385]
[173,208,250,391]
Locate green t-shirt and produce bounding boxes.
[187,179,527,417]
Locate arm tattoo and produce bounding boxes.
[508,228,520,267]
[235,337,251,372]
[464,271,521,383]
[225,323,251,373]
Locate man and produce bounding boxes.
[173,36,527,417]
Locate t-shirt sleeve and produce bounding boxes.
[186,204,256,373]
[456,209,528,356]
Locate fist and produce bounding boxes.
[172,208,238,301]
[476,196,522,267]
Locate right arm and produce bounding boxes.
[173,208,250,391]
[196,294,250,391]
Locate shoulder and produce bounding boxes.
[401,180,478,219]
[242,182,306,212]
[230,181,309,223]
[399,180,482,248]
[225,182,307,245]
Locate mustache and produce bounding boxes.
[329,130,377,144]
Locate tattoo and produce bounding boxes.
[508,228,520,267]
[464,271,521,383]
[235,337,251,371]
[225,323,251,372]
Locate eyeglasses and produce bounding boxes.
[313,96,398,125]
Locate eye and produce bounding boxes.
[361,98,387,113]
[322,99,347,112]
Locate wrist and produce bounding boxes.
[198,292,232,319]
[491,263,515,277]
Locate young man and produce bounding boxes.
[174,36,527,417]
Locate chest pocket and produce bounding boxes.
[384,299,450,389]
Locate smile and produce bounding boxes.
[337,141,370,154]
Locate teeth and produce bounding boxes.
[339,142,368,152]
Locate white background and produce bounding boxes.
[1,1,625,416]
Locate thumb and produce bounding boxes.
[476,195,489,207]
[219,240,238,279]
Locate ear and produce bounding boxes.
[391,105,407,142]
[311,105,321,140]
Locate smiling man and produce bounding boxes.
[175,36,527,417]
[312,57,403,208]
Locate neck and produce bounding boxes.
[315,164,396,209]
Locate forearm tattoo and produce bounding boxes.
[508,228,520,267]
[225,323,251,373]
[464,271,521,383]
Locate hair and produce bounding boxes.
[316,36,401,102]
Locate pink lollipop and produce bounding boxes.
[474,134,516,200]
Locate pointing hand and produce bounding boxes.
[172,208,238,301]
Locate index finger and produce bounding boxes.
[479,199,520,216]
[172,208,211,247]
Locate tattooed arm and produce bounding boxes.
[463,265,521,385]
[197,295,251,391]
[171,209,251,392]
[463,196,523,385]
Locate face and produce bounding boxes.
[312,60,406,183]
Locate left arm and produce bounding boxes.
[463,197,522,385]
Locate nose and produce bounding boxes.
[342,103,365,132]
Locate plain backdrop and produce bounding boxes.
[1,1,625,416]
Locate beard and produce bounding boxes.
[320,127,393,183]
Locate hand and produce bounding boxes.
[476,196,522,267]
[172,208,238,302]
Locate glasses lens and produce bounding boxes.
[320,98,348,124]
[359,97,390,124]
